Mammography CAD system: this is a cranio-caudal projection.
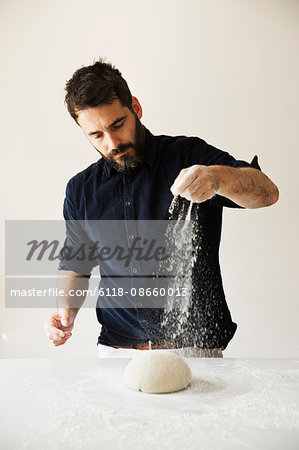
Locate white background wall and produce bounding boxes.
[1,0,298,358]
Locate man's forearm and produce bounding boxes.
[56,270,89,315]
[210,166,279,209]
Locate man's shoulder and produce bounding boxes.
[148,131,208,167]
[66,159,103,192]
[152,130,206,152]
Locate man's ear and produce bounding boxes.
[131,96,143,119]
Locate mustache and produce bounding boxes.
[110,143,135,157]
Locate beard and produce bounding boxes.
[99,113,145,174]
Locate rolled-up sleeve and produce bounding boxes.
[209,154,261,208]
[182,137,262,208]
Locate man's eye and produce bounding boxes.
[114,121,124,129]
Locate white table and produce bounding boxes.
[0,358,298,450]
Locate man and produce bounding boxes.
[44,59,279,357]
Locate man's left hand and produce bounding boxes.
[170,165,218,203]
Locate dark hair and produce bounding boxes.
[65,58,133,122]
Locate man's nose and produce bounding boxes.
[105,132,121,151]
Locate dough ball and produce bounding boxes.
[124,351,192,393]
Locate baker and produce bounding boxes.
[44,59,279,357]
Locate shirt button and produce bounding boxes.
[138,301,142,307]
[125,201,131,206]
[132,268,137,274]
[129,234,134,240]
[148,329,153,334]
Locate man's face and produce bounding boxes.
[76,98,145,173]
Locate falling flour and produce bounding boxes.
[151,194,228,349]
[158,196,200,344]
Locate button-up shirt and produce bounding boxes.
[59,126,260,349]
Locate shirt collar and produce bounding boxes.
[102,125,157,178]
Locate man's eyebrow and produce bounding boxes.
[88,116,127,136]
[109,115,126,127]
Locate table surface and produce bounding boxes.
[0,358,298,450]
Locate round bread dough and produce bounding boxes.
[123,351,192,393]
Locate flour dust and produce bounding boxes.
[158,196,202,345]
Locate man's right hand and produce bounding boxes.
[44,308,77,347]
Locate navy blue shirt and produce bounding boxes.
[59,126,260,349]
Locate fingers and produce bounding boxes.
[52,333,72,347]
[171,165,216,203]
[180,186,215,203]
[44,310,74,347]
[45,323,72,346]
[59,308,76,328]
[171,167,198,196]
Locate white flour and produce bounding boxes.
[5,359,298,450]
[159,196,199,343]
